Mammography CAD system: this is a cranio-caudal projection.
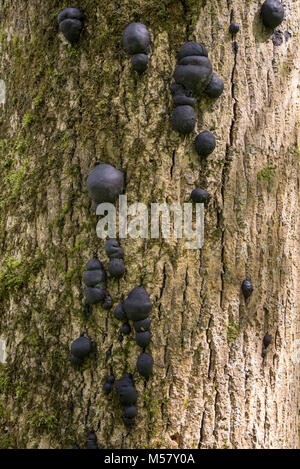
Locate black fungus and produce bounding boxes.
[107,374,115,384]
[103,382,112,394]
[194,131,216,156]
[83,269,106,287]
[191,188,210,204]
[229,22,240,35]
[123,406,138,418]
[241,279,254,299]
[120,322,131,335]
[85,286,106,305]
[204,73,224,99]
[263,333,272,348]
[262,348,267,358]
[122,416,135,428]
[133,317,151,332]
[58,8,83,43]
[174,58,212,95]
[70,354,83,366]
[122,23,150,55]
[171,105,196,134]
[261,0,284,29]
[115,374,138,406]
[136,331,151,348]
[114,303,127,321]
[108,259,125,278]
[86,431,98,449]
[86,257,103,270]
[71,336,92,364]
[137,353,154,378]
[86,163,124,204]
[102,295,113,310]
[123,287,152,321]
[84,256,107,305]
[177,42,208,60]
[105,239,124,259]
[173,95,196,107]
[131,53,149,72]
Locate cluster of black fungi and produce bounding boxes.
[105,239,125,279]
[122,23,151,73]
[58,8,83,43]
[115,374,138,428]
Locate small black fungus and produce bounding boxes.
[263,333,272,349]
[108,259,125,278]
[194,131,216,157]
[262,348,267,358]
[171,105,196,134]
[102,295,113,310]
[131,53,149,73]
[177,42,208,60]
[123,287,152,321]
[114,303,127,321]
[123,405,138,418]
[190,188,210,204]
[85,286,106,305]
[103,382,112,394]
[107,374,115,384]
[229,22,240,35]
[84,255,107,305]
[86,163,124,205]
[261,0,284,29]
[122,416,135,428]
[58,8,83,43]
[241,279,254,299]
[120,322,131,335]
[137,353,154,378]
[115,374,138,406]
[71,336,92,365]
[86,431,98,449]
[133,317,151,332]
[204,73,224,99]
[136,331,151,348]
[105,239,124,259]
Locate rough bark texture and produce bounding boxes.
[0,0,299,450]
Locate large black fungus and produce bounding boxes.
[84,256,106,305]
[123,287,152,321]
[86,431,98,449]
[108,259,125,278]
[114,303,127,321]
[83,268,105,287]
[204,74,224,99]
[177,42,208,60]
[105,239,124,259]
[58,8,83,43]
[263,333,272,348]
[191,188,210,204]
[115,374,137,406]
[70,336,92,365]
[261,0,284,29]
[229,22,240,35]
[136,331,151,348]
[241,279,254,299]
[194,131,216,157]
[133,317,151,332]
[174,58,212,96]
[137,353,153,378]
[123,23,150,72]
[86,164,124,205]
[171,106,196,135]
[85,286,106,305]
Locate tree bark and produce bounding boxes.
[0,0,299,449]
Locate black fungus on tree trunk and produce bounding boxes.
[86,163,124,206]
[137,353,154,378]
[241,279,254,299]
[58,8,83,43]
[261,0,284,29]
[115,374,138,428]
[86,431,98,449]
[263,333,272,348]
[122,23,151,73]
[229,22,240,35]
[194,131,216,157]
[83,256,106,306]
[70,336,92,366]
[191,188,211,204]
[105,239,125,279]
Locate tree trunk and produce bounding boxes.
[0,0,299,450]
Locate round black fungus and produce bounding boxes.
[171,106,196,134]
[114,303,127,321]
[137,353,153,378]
[173,95,196,107]
[85,286,106,305]
[229,22,240,34]
[70,354,83,366]
[194,131,216,156]
[123,287,152,321]
[122,416,135,428]
[87,431,98,449]
[170,83,191,96]
[177,42,208,60]
[136,331,151,348]
[71,336,92,359]
[174,58,212,95]
[131,53,149,73]
[191,188,210,204]
[58,8,83,43]
[83,269,106,287]
[204,73,224,99]
[122,23,150,55]
[86,163,124,204]
[262,348,267,358]
[133,317,151,332]
[86,257,103,271]
[108,259,125,278]
[123,405,138,418]
[105,239,124,259]
[115,374,138,406]
[107,374,115,384]
[103,295,113,310]
[263,333,272,348]
[103,382,112,394]
[261,0,284,29]
[241,279,254,299]
[120,322,131,335]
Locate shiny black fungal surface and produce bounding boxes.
[171,105,196,134]
[114,303,127,321]
[229,22,240,34]
[86,431,98,449]
[263,333,272,348]
[115,374,137,406]
[194,131,216,156]
[136,331,151,348]
[85,286,106,304]
[133,317,151,332]
[177,41,208,60]
[105,239,124,259]
[131,53,149,72]
[123,287,152,321]
[174,58,212,96]
[122,23,150,72]
[137,353,154,378]
[108,259,125,278]
[204,73,224,99]
[241,279,254,299]
[58,8,83,43]
[261,0,284,29]
[191,188,210,204]
[70,336,92,364]
[84,256,107,305]
[86,163,124,204]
